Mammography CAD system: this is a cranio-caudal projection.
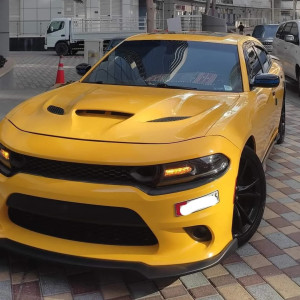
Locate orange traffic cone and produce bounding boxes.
[55,56,65,84]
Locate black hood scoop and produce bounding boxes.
[47,105,65,115]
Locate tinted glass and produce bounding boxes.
[84,40,243,92]
[290,23,299,43]
[246,47,263,80]
[252,25,278,38]
[276,23,285,38]
[255,47,270,73]
[282,23,293,36]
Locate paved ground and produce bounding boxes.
[10,51,83,89]
[0,52,300,300]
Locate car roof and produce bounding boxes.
[254,24,278,27]
[279,19,300,25]
[126,32,256,46]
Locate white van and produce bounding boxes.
[273,20,300,94]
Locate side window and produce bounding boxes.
[47,21,65,34]
[290,23,299,44]
[276,23,285,38]
[245,46,263,81]
[255,46,271,73]
[281,22,292,40]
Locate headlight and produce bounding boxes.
[131,154,230,188]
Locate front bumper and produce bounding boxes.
[0,119,241,277]
[0,238,238,278]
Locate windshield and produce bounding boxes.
[83,40,243,92]
[252,25,278,38]
[47,21,64,34]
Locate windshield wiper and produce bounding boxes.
[155,83,197,90]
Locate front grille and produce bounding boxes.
[7,194,158,246]
[5,149,150,187]
[19,155,134,184]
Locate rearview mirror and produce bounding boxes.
[252,73,280,88]
[76,63,91,76]
[285,34,295,43]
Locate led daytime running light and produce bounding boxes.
[0,149,9,160]
[164,166,192,177]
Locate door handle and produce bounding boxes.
[61,34,65,37]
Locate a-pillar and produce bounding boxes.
[0,0,9,57]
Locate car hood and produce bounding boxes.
[7,82,240,144]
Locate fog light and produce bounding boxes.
[185,225,212,242]
[175,191,219,216]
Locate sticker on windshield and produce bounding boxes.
[193,73,217,85]
[224,85,232,91]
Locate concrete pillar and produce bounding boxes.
[0,0,9,57]
[274,0,281,23]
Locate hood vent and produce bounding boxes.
[47,105,65,115]
[149,116,190,122]
[76,110,133,118]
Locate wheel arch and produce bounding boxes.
[244,136,256,153]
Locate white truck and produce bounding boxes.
[45,17,146,56]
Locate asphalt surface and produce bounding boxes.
[0,52,299,300]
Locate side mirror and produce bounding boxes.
[252,73,280,88]
[285,34,295,43]
[76,63,91,76]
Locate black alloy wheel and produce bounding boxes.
[276,100,285,144]
[232,146,266,246]
[55,42,69,56]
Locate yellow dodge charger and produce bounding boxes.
[0,33,285,278]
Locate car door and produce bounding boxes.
[273,23,286,60]
[244,43,278,159]
[283,22,300,80]
[46,20,67,48]
[279,22,293,75]
[255,45,282,136]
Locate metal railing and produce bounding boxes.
[235,18,268,28]
[181,15,202,31]
[156,15,202,32]
[72,17,147,33]
[9,20,50,37]
[9,17,147,37]
[9,8,300,38]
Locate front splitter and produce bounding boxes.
[0,238,238,278]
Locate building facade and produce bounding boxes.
[8,0,300,37]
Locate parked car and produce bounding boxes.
[252,24,279,53]
[273,20,300,94]
[0,33,285,278]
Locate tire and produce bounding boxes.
[232,146,266,247]
[276,99,285,144]
[55,42,69,56]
